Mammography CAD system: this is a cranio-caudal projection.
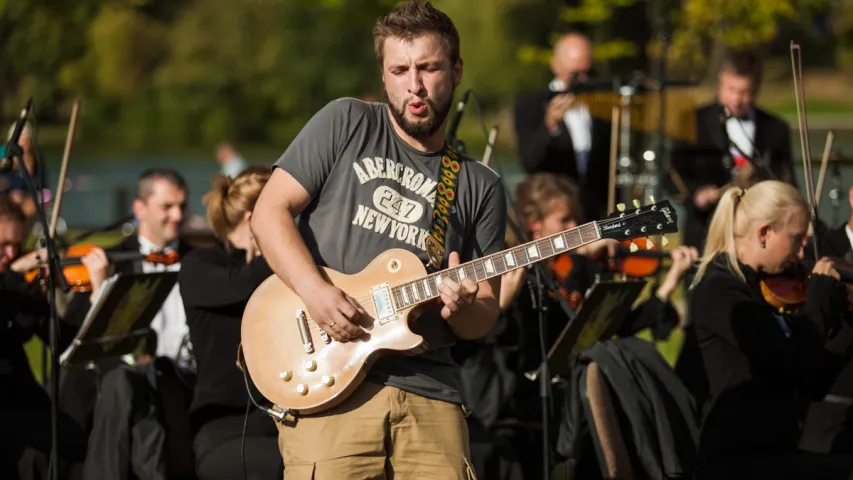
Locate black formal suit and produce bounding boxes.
[671,102,796,251]
[800,221,853,454]
[58,235,194,437]
[513,90,613,223]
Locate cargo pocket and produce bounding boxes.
[284,462,316,479]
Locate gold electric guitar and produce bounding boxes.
[240,199,678,416]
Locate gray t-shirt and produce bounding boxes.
[273,97,507,404]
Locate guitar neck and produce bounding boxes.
[391,221,601,309]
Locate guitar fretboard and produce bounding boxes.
[390,222,601,310]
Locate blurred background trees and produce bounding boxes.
[0,0,848,150]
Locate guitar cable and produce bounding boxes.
[238,346,286,480]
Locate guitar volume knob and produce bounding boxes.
[304,360,317,372]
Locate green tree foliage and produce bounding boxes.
[0,0,840,148]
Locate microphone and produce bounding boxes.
[1,97,33,173]
[445,89,471,146]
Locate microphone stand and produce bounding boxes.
[652,0,670,204]
[503,201,578,480]
[6,111,70,480]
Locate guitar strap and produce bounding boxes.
[425,142,462,272]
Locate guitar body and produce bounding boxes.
[241,248,429,415]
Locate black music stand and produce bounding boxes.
[526,279,648,380]
[60,272,178,366]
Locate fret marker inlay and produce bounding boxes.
[527,245,539,258]
[485,259,495,274]
[505,253,515,267]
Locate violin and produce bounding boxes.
[608,237,663,278]
[549,237,667,309]
[551,253,584,309]
[24,243,179,292]
[759,258,853,316]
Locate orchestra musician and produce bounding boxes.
[675,49,796,253]
[684,181,853,479]
[457,173,697,479]
[0,194,86,480]
[176,166,281,479]
[250,1,506,477]
[512,32,612,223]
[59,167,195,436]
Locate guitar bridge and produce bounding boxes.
[370,283,397,325]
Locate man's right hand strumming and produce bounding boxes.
[545,93,575,134]
[252,169,369,343]
[296,279,367,342]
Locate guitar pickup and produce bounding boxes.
[295,309,314,353]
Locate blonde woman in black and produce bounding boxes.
[177,166,281,480]
[688,180,853,479]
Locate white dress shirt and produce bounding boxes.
[138,236,188,360]
[845,224,853,252]
[726,109,756,159]
[549,78,592,178]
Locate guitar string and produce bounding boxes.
[293,211,659,332]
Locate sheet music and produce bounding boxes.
[60,272,179,366]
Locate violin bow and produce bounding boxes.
[607,104,620,213]
[815,130,834,207]
[48,97,81,239]
[481,124,499,168]
[790,42,821,259]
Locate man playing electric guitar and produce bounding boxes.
[250,1,506,477]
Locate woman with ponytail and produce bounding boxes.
[177,166,282,479]
[687,180,853,478]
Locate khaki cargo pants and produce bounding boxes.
[275,381,477,479]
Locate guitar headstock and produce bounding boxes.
[597,197,678,249]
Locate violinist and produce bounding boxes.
[59,167,195,437]
[685,181,853,479]
[177,166,281,479]
[0,194,86,480]
[500,173,695,340]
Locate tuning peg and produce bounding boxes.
[633,199,641,208]
[616,203,625,212]
[646,238,655,249]
[629,241,639,252]
[648,195,655,204]
[661,235,669,247]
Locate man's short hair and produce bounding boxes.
[373,0,460,67]
[720,49,763,87]
[0,194,27,225]
[136,168,188,200]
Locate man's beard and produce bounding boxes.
[386,90,453,143]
